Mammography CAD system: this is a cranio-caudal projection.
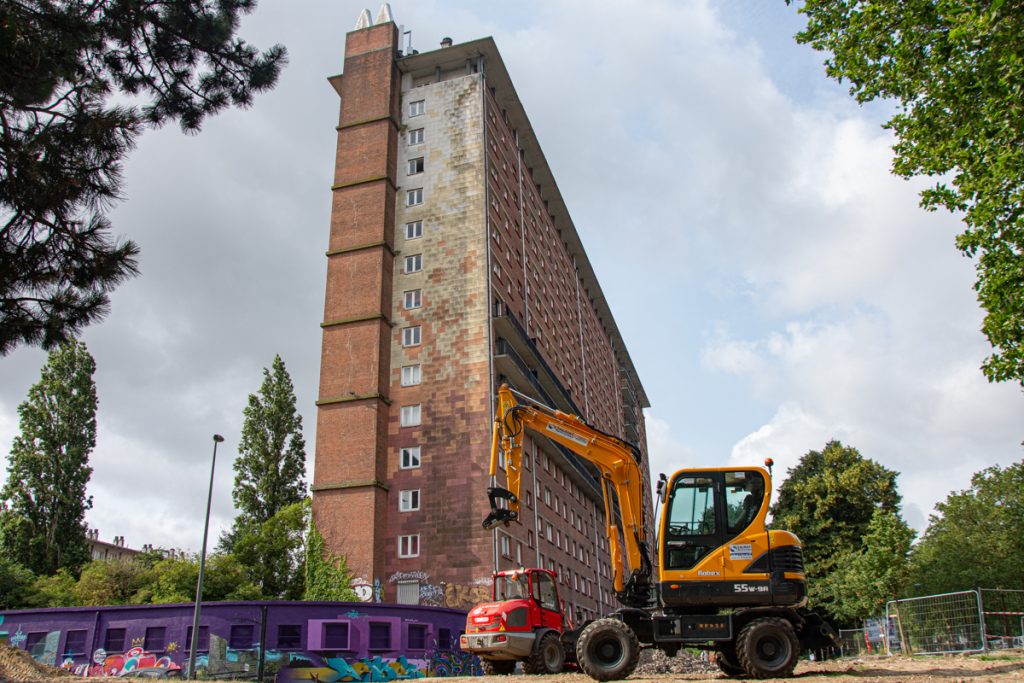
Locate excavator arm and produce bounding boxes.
[483,384,653,607]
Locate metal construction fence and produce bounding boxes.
[838,588,1024,657]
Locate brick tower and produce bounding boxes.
[313,9,651,617]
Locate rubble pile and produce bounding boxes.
[0,644,74,682]
[633,646,720,676]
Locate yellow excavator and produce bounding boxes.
[463,384,834,680]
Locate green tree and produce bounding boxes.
[0,0,286,354]
[909,460,1024,595]
[818,509,914,624]
[304,522,359,602]
[232,500,307,599]
[74,559,146,606]
[230,355,307,528]
[28,568,79,607]
[0,554,36,608]
[1,340,96,574]
[771,440,902,619]
[787,1,1024,385]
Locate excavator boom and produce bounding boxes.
[483,384,653,607]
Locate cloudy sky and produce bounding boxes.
[1,0,1021,553]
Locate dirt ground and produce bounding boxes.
[1,644,1022,683]
[416,654,1024,683]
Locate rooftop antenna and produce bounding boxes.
[403,27,413,55]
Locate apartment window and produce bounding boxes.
[63,630,87,657]
[546,523,553,543]
[402,326,421,347]
[528,530,534,548]
[408,128,424,144]
[397,580,420,605]
[409,99,425,117]
[404,254,422,273]
[369,623,392,650]
[277,625,301,650]
[404,289,422,309]
[406,188,423,206]
[544,487,551,506]
[399,489,421,512]
[185,626,209,652]
[525,490,533,508]
[103,628,126,653]
[408,157,424,175]
[405,220,423,240]
[500,534,511,559]
[229,625,255,650]
[144,627,167,652]
[401,364,421,386]
[400,405,421,427]
[323,623,350,650]
[399,534,420,558]
[408,624,428,650]
[400,446,421,469]
[492,262,501,279]
[516,542,523,564]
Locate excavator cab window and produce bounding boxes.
[663,470,767,570]
[664,476,717,569]
[725,471,765,534]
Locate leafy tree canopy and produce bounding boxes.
[0,0,286,354]
[788,0,1024,385]
[231,354,307,529]
[818,508,914,624]
[771,440,903,619]
[232,500,307,600]
[1,339,96,574]
[909,459,1024,594]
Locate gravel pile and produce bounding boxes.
[0,644,75,682]
[633,647,720,676]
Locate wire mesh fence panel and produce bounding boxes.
[980,588,1024,650]
[886,591,983,655]
[838,621,892,658]
[837,629,867,658]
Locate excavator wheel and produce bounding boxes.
[736,617,799,679]
[481,659,517,675]
[523,631,565,674]
[714,646,746,677]
[576,618,640,681]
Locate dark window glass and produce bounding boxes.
[63,630,87,656]
[438,628,452,650]
[26,632,47,654]
[229,624,255,650]
[368,623,391,650]
[407,625,427,650]
[103,628,126,653]
[277,625,301,649]
[144,627,166,652]
[184,626,209,652]
[323,623,349,650]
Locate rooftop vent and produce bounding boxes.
[375,3,394,24]
[354,8,372,30]
[440,37,453,48]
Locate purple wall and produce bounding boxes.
[0,601,480,680]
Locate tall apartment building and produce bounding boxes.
[312,8,652,620]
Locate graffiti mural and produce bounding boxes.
[60,646,180,677]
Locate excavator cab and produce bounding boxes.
[658,467,807,610]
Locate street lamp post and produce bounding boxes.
[188,434,224,680]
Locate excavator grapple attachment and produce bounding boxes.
[483,486,518,530]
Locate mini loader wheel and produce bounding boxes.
[576,618,640,681]
[481,659,517,675]
[736,617,799,678]
[523,631,565,674]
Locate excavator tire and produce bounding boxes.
[736,617,799,679]
[481,659,516,675]
[714,646,746,677]
[523,631,565,674]
[576,618,640,681]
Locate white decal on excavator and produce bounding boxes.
[546,423,590,447]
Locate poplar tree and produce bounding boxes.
[1,340,97,575]
[232,355,307,526]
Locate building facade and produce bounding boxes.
[0,601,474,680]
[312,10,652,620]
